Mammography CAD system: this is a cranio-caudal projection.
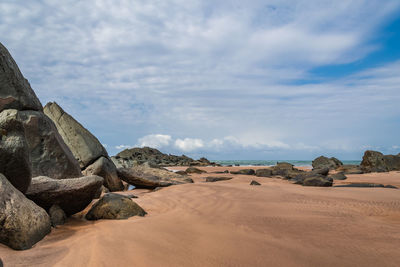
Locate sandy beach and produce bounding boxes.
[1,166,400,267]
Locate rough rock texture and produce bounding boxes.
[25,175,103,216]
[329,172,347,180]
[0,109,31,193]
[0,42,42,112]
[205,176,233,182]
[230,169,255,175]
[255,169,273,177]
[18,110,82,179]
[185,167,206,174]
[336,165,363,174]
[302,176,333,187]
[117,166,193,189]
[85,193,146,220]
[0,174,51,250]
[49,205,66,227]
[112,147,214,168]
[360,150,400,173]
[250,180,261,186]
[43,102,108,169]
[83,156,124,192]
[312,156,343,170]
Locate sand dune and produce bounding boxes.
[1,167,400,267]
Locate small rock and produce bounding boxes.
[302,176,333,187]
[205,176,233,182]
[250,180,261,186]
[175,170,187,175]
[49,205,67,227]
[185,167,206,174]
[334,183,385,188]
[230,169,255,175]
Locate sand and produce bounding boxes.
[1,167,400,267]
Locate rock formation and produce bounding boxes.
[312,156,343,170]
[360,150,400,173]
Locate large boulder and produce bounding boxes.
[0,173,51,250]
[0,42,42,112]
[83,156,124,192]
[360,150,400,173]
[85,193,147,220]
[383,155,400,171]
[43,102,108,169]
[25,175,103,216]
[0,109,31,193]
[312,156,342,170]
[18,110,82,179]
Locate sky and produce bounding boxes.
[1,0,400,160]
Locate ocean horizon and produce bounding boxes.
[212,160,361,167]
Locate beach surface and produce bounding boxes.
[1,166,400,267]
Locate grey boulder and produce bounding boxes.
[49,205,67,227]
[0,173,51,250]
[312,156,343,170]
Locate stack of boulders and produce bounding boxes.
[111,146,216,168]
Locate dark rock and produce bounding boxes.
[49,205,67,227]
[83,156,124,192]
[125,194,138,198]
[0,109,32,193]
[85,193,147,220]
[336,165,363,174]
[283,169,307,179]
[25,175,103,216]
[230,169,255,175]
[311,167,330,176]
[334,183,385,188]
[0,42,42,112]
[302,176,333,187]
[205,176,233,182]
[175,170,187,175]
[360,150,397,173]
[312,156,342,170]
[384,185,398,189]
[328,172,347,180]
[0,173,51,250]
[250,180,261,186]
[43,102,109,169]
[185,167,206,174]
[383,155,400,171]
[255,169,273,177]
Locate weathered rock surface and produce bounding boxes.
[205,176,233,182]
[336,165,363,174]
[25,175,103,216]
[85,193,146,220]
[250,180,261,186]
[0,42,42,112]
[312,156,343,170]
[0,109,31,193]
[328,172,347,180]
[112,147,215,168]
[185,167,206,174]
[302,176,333,187]
[48,205,66,227]
[255,169,272,177]
[118,166,193,189]
[360,150,400,173]
[230,169,255,175]
[0,174,51,250]
[44,102,108,169]
[83,156,124,192]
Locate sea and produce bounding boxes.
[212,160,361,167]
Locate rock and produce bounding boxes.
[312,156,343,170]
[18,110,82,179]
[83,156,124,192]
[384,185,398,189]
[336,165,363,174]
[185,167,206,174]
[125,194,138,198]
[175,170,187,175]
[250,180,261,185]
[383,155,400,171]
[49,205,67,227]
[302,176,333,187]
[85,193,147,220]
[0,42,42,112]
[334,183,386,188]
[25,175,103,216]
[328,172,347,180]
[283,169,307,180]
[205,176,233,182]
[360,150,387,173]
[0,173,51,250]
[230,169,255,175]
[0,109,32,193]
[43,102,109,169]
[271,162,295,176]
[311,167,330,176]
[255,169,273,177]
[118,166,193,189]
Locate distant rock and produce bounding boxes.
[230,169,255,175]
[250,180,261,185]
[302,176,333,187]
[25,175,103,216]
[336,165,363,174]
[83,156,124,192]
[334,183,386,188]
[255,169,272,177]
[0,109,32,193]
[85,193,147,220]
[205,176,233,182]
[311,167,330,176]
[0,174,51,250]
[112,146,215,168]
[328,172,347,180]
[312,156,342,170]
[175,170,187,175]
[0,42,42,112]
[185,167,206,174]
[360,150,400,173]
[49,205,67,227]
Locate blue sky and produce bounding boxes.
[1,0,400,160]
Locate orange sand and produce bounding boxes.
[1,167,400,267]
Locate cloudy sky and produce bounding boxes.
[1,0,400,160]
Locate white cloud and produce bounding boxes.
[115,145,132,150]
[137,134,172,148]
[175,138,204,152]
